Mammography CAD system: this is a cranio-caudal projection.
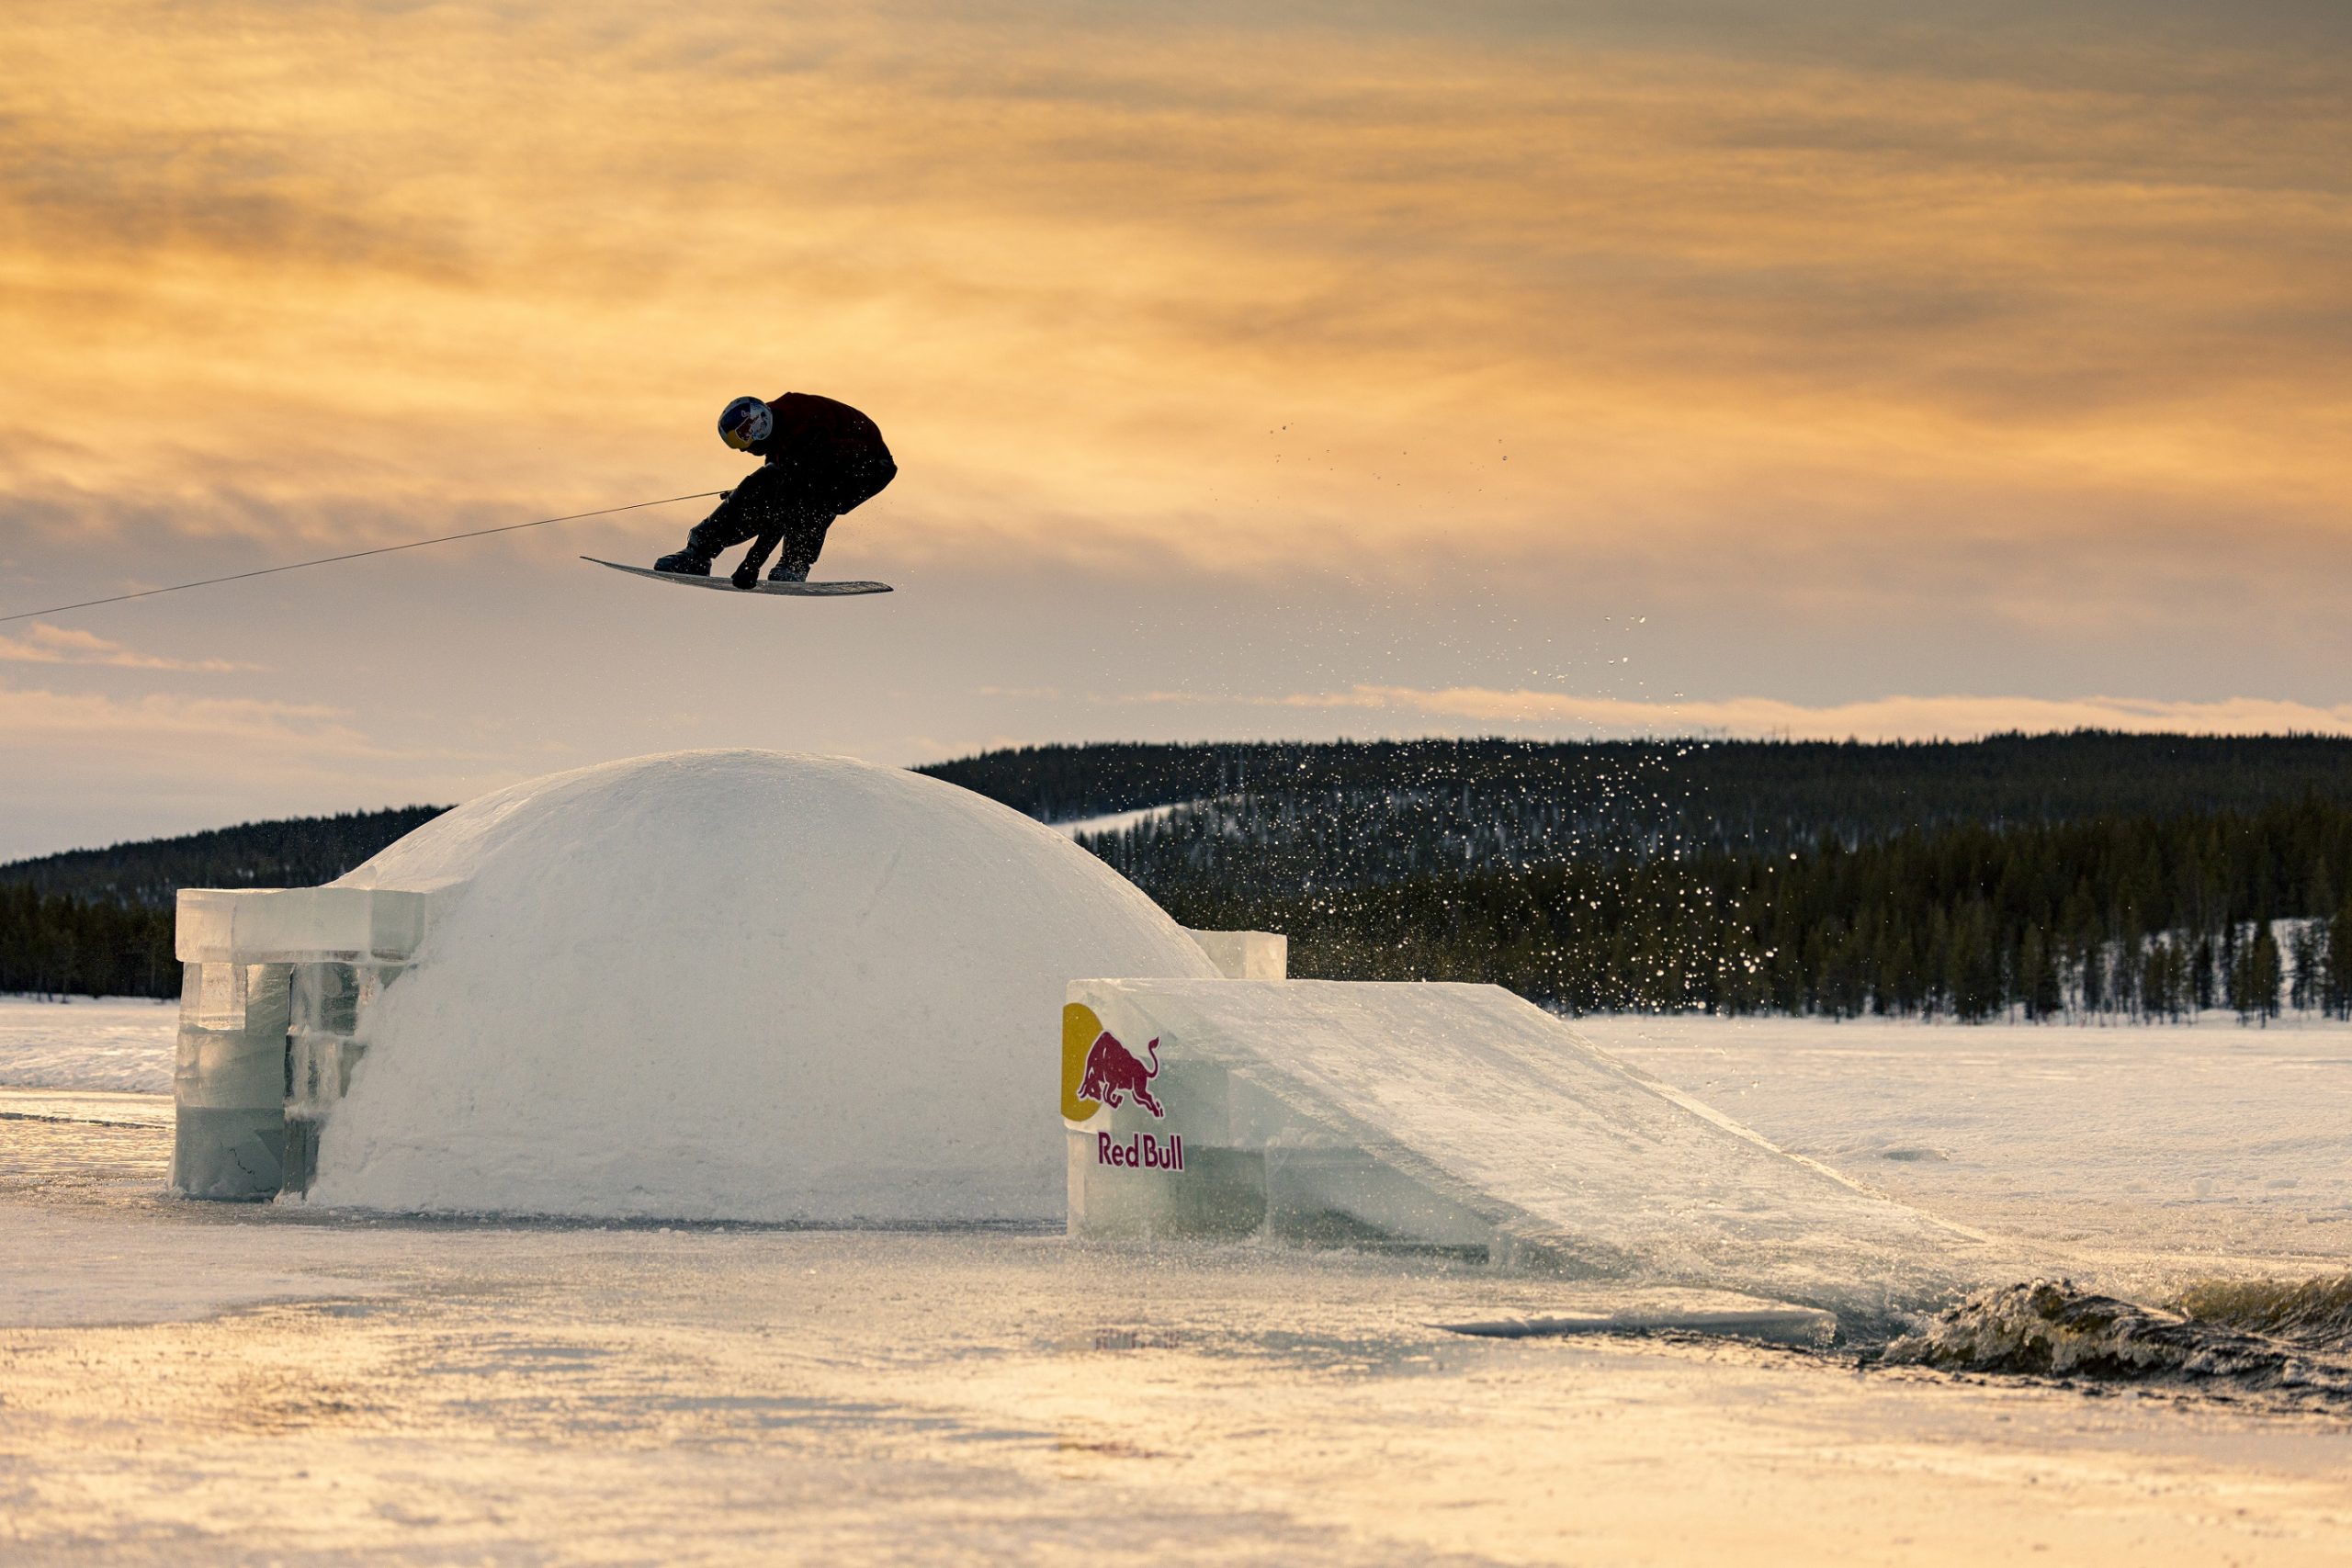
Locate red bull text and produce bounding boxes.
[1096,1130,1186,1170]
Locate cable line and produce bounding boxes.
[0,490,725,626]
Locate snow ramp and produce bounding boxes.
[1065,980,2012,1326]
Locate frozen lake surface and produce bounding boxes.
[1577,1013,2352,1290]
[0,994,175,1094]
[4,1002,2350,1562]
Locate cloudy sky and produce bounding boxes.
[2,1,2347,857]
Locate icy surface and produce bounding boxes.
[1580,1013,2352,1279]
[0,1204,379,1327]
[5,1187,2351,1566]
[10,983,2346,1283]
[0,994,174,1092]
[311,750,1219,1221]
[6,1008,2351,1562]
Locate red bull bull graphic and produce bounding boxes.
[1079,1031,1164,1118]
[1062,1002,1187,1174]
[1062,1002,1168,1121]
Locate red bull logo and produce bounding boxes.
[1062,1002,1167,1122]
[1078,1031,1164,1118]
[1063,1004,1189,1176]
[1096,1129,1185,1170]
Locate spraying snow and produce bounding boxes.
[306,750,1219,1221]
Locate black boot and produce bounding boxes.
[653,550,713,576]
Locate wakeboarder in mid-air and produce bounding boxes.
[13,389,900,622]
[650,392,896,589]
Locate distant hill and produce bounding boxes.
[919,733,2352,850]
[0,807,450,910]
[0,806,453,999]
[16,731,2352,1010]
[920,733,2352,1022]
[25,732,2347,913]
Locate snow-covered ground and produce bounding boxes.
[7,1201,2347,1566]
[6,1005,2349,1562]
[1577,1012,2352,1286]
[1053,800,1193,837]
[1052,795,1256,838]
[0,993,175,1093]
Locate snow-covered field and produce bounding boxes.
[7,1205,2344,1566]
[5,1004,2349,1562]
[0,993,175,1093]
[1578,1013,2352,1284]
[1054,800,1190,837]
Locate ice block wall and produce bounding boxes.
[172,886,441,1200]
[172,957,295,1201]
[1063,978,2009,1321]
[1183,929,1286,980]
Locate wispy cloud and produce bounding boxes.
[0,622,256,671]
[0,681,496,859]
[2,0,2346,595]
[2,3,2345,852]
[0,682,380,754]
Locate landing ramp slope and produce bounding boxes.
[1069,980,2014,1321]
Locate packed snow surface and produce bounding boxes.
[10,1199,2350,1567]
[0,995,174,1093]
[309,750,1219,1221]
[1580,1014,2352,1274]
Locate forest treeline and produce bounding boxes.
[920,733,2352,1018]
[0,807,447,906]
[1139,798,2352,1021]
[0,885,179,1000]
[921,733,2352,854]
[13,735,2352,1017]
[0,807,445,1000]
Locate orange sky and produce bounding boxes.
[1,2,2348,852]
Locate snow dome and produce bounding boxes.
[292,750,1220,1222]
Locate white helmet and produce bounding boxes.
[718,395,773,451]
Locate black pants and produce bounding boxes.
[678,454,896,579]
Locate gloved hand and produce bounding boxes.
[729,558,762,590]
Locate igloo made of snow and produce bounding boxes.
[175,750,1222,1222]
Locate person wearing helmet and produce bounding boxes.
[653,392,897,586]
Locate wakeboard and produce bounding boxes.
[583,558,891,596]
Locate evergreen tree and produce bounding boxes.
[2289,919,2323,1012]
[2139,940,2176,1022]
[2232,922,2284,1024]
[2328,899,2352,1021]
